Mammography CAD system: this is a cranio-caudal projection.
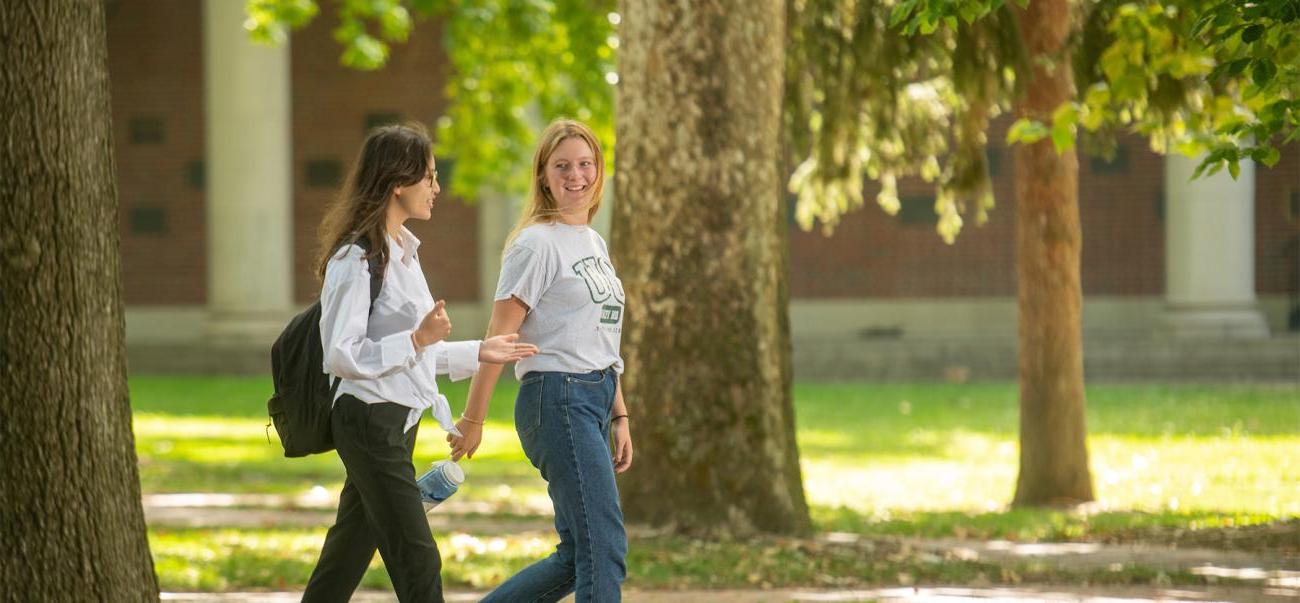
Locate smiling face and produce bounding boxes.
[393,157,440,222]
[543,137,599,219]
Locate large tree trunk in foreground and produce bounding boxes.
[613,0,810,536]
[0,1,160,599]
[1011,0,1096,506]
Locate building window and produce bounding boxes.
[986,147,1002,177]
[365,112,402,132]
[899,196,934,225]
[186,160,204,190]
[1089,145,1129,174]
[436,157,455,193]
[129,207,167,235]
[130,116,164,144]
[306,160,343,188]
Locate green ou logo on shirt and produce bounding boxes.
[573,257,624,324]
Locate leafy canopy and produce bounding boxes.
[248,0,1297,240]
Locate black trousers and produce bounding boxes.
[303,395,444,603]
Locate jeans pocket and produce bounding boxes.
[514,375,544,440]
[565,371,606,385]
[566,372,616,433]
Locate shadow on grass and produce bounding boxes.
[150,526,1238,592]
[812,505,1289,544]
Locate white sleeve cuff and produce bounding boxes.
[379,329,418,368]
[442,340,481,381]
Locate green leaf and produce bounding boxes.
[379,6,413,41]
[1241,24,1266,43]
[1050,103,1079,152]
[1212,6,1236,28]
[341,34,388,70]
[1052,103,1079,128]
[1191,159,1210,180]
[889,1,916,28]
[1191,13,1214,38]
[1050,124,1075,153]
[1228,159,1240,179]
[1211,57,1252,81]
[1252,146,1281,167]
[1252,59,1277,87]
[1214,24,1245,44]
[1006,118,1049,145]
[919,16,939,35]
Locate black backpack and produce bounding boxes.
[268,240,384,457]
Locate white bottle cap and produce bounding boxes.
[442,460,464,484]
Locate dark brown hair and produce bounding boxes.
[316,122,432,279]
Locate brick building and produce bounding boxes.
[107,1,1300,378]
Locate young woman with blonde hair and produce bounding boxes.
[449,119,632,602]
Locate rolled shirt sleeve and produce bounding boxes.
[425,339,481,382]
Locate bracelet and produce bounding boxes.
[612,414,629,422]
[460,413,485,425]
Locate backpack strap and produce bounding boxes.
[365,252,383,315]
[352,235,385,315]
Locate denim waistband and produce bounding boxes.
[521,365,618,381]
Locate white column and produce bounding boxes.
[1163,153,1269,338]
[478,194,522,308]
[203,0,294,343]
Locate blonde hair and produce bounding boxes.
[503,119,606,250]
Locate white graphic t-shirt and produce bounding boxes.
[494,222,625,380]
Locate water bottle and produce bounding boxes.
[417,460,464,512]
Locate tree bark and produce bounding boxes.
[612,0,810,536]
[0,1,160,599]
[1011,0,1096,506]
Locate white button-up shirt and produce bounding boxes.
[319,227,480,433]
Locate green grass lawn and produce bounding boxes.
[131,376,1299,590]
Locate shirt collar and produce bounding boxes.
[387,226,422,266]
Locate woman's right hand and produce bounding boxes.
[448,418,483,460]
[413,300,452,348]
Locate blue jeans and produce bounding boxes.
[482,367,627,603]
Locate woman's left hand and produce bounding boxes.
[479,333,540,364]
[612,418,633,473]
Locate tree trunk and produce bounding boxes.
[1011,0,1096,506]
[0,1,160,599]
[612,0,810,536]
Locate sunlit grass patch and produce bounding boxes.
[811,506,1284,542]
[132,377,1299,544]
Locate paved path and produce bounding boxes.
[160,585,1300,602]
